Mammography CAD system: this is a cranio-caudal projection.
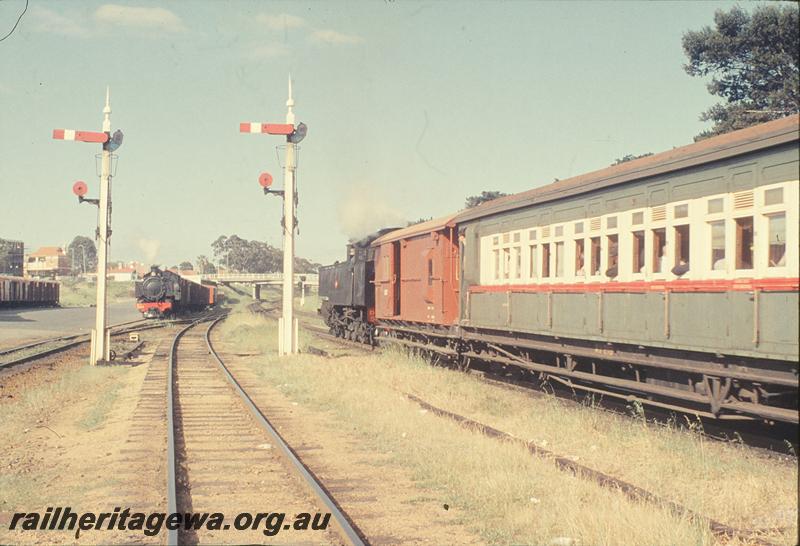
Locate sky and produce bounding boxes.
[0,0,758,267]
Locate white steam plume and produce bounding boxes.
[137,238,161,264]
[337,183,406,240]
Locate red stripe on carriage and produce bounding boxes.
[468,277,800,294]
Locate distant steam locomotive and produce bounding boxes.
[135,266,216,318]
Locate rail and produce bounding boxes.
[164,315,364,545]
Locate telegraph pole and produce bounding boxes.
[240,77,307,356]
[54,87,123,365]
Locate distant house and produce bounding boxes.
[24,247,70,278]
[107,267,137,282]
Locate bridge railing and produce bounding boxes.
[190,273,319,285]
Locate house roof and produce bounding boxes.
[29,247,65,257]
[455,114,800,224]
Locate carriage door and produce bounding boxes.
[392,241,402,316]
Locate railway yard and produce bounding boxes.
[2,5,799,542]
[0,287,796,545]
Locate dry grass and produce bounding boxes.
[217,307,798,545]
[0,365,128,434]
[0,364,130,508]
[59,279,135,307]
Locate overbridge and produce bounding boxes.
[182,273,319,301]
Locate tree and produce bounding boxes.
[682,4,799,139]
[179,261,193,271]
[67,236,97,274]
[612,152,653,166]
[465,191,509,209]
[210,235,320,274]
[407,217,432,226]
[196,255,216,274]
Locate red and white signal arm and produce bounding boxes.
[53,129,109,143]
[259,172,273,188]
[72,181,88,197]
[240,123,294,135]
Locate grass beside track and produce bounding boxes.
[58,279,135,307]
[217,306,799,546]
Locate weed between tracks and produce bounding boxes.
[217,308,797,545]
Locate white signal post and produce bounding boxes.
[240,77,307,356]
[54,87,122,365]
[281,80,297,356]
[94,89,112,364]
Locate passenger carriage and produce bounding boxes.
[373,115,799,423]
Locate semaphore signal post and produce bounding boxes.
[53,87,123,365]
[240,77,307,356]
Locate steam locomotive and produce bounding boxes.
[135,266,216,318]
[319,115,799,424]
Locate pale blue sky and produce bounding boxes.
[1,0,751,266]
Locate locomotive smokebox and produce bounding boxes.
[140,276,165,302]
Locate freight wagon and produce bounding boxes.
[0,275,60,307]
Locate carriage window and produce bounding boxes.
[513,232,521,243]
[493,249,500,279]
[710,221,726,270]
[632,211,644,225]
[632,231,645,273]
[555,242,564,277]
[674,204,689,219]
[541,244,551,278]
[529,229,537,241]
[503,233,510,244]
[652,228,667,273]
[708,198,723,214]
[529,245,538,278]
[735,217,753,270]
[503,248,511,279]
[606,234,619,277]
[607,216,617,229]
[590,237,601,276]
[674,225,690,269]
[514,247,522,278]
[575,221,584,234]
[427,259,433,286]
[768,213,786,267]
[575,240,585,276]
[555,226,563,237]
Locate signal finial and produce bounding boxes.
[286,75,295,125]
[102,86,111,132]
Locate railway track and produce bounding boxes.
[166,315,365,545]
[0,313,222,370]
[0,319,156,369]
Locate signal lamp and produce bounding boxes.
[259,172,273,188]
[72,181,88,197]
